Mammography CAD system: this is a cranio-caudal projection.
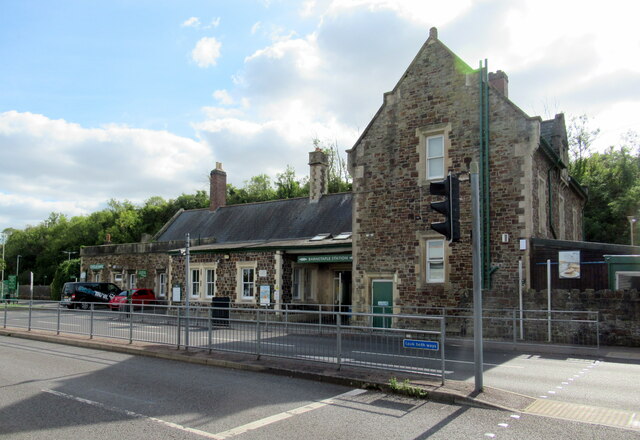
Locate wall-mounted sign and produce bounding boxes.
[559,251,580,279]
[259,269,267,278]
[137,270,148,278]
[259,285,271,306]
[89,264,104,270]
[172,286,181,302]
[297,254,352,264]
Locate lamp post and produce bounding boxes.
[16,254,21,298]
[628,216,638,246]
[1,233,5,298]
[61,250,77,261]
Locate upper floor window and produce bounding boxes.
[426,135,445,180]
[416,123,450,186]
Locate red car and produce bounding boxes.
[108,288,156,311]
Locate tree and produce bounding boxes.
[579,146,640,244]
[275,165,308,199]
[313,138,352,193]
[568,114,600,182]
[50,258,80,300]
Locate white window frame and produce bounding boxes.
[241,268,255,300]
[292,267,302,300]
[205,269,215,298]
[129,273,136,289]
[426,239,445,283]
[191,269,201,298]
[158,272,167,298]
[426,135,445,181]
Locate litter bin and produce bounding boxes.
[211,296,230,326]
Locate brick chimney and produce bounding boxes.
[209,162,226,211]
[489,70,508,98]
[309,149,328,203]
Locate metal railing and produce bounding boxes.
[2,300,446,382]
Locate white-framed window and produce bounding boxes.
[93,272,101,282]
[426,239,445,283]
[426,135,445,180]
[157,272,167,298]
[242,268,255,299]
[191,269,200,297]
[292,268,302,300]
[129,273,136,289]
[205,269,215,298]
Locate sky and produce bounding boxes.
[1,0,639,232]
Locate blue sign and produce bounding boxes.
[403,339,439,351]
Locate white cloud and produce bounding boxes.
[181,17,201,28]
[251,21,262,35]
[209,17,221,28]
[213,89,235,106]
[0,111,213,230]
[191,37,222,67]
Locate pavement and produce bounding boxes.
[0,326,638,415]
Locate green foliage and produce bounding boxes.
[388,377,428,398]
[50,258,80,300]
[580,146,640,244]
[567,115,640,244]
[3,146,352,286]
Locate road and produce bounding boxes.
[1,337,638,439]
[4,305,640,415]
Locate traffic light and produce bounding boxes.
[430,174,460,242]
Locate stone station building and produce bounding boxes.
[81,28,590,318]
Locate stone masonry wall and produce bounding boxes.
[170,251,278,305]
[350,34,544,309]
[484,289,640,347]
[82,253,170,292]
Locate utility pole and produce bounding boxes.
[471,162,484,393]
[184,233,190,349]
[1,232,5,299]
[16,255,22,299]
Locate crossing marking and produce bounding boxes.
[525,399,640,431]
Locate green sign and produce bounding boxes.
[297,254,352,264]
[90,264,104,270]
[137,270,148,278]
[7,275,16,290]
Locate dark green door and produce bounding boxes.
[372,280,393,328]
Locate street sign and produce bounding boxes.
[137,270,148,278]
[7,275,16,290]
[297,254,352,264]
[403,339,439,351]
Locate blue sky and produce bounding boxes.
[1,0,639,231]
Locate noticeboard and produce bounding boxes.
[259,285,271,306]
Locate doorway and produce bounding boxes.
[372,279,393,328]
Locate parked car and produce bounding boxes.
[61,282,123,309]
[108,288,156,311]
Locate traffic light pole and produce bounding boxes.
[471,162,484,393]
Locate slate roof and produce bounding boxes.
[155,193,353,244]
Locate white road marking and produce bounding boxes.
[212,389,367,439]
[498,423,509,428]
[43,387,367,440]
[510,414,520,419]
[484,433,496,438]
[42,389,223,439]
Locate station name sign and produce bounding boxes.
[297,254,353,264]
